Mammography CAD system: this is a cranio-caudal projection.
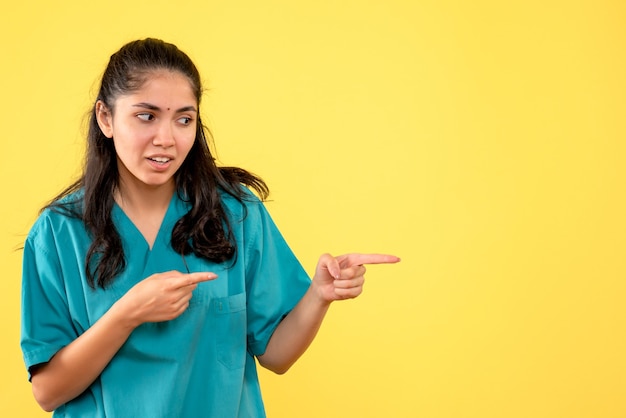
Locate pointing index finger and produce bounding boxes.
[178,272,218,288]
[341,253,401,267]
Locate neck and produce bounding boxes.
[115,179,176,214]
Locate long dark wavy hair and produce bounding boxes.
[45,38,268,289]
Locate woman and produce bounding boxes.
[20,38,399,417]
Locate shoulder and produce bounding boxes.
[27,190,86,249]
[47,189,85,216]
[217,186,278,236]
[219,185,264,213]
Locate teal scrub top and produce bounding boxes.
[21,189,311,417]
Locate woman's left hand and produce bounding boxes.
[312,253,400,303]
[258,252,400,373]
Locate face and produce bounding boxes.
[96,70,198,194]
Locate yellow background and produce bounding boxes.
[1,1,625,417]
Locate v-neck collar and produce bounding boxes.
[108,193,193,297]
[112,194,179,252]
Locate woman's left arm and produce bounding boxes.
[257,253,400,374]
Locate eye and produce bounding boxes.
[137,113,154,121]
[178,116,192,125]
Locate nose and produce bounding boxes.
[153,121,176,148]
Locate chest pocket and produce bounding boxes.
[212,293,247,370]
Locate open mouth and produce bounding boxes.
[148,157,171,165]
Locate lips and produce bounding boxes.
[148,156,171,164]
[146,155,174,171]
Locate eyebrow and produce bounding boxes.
[132,102,197,113]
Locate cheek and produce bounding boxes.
[112,136,148,166]
[178,131,197,156]
[114,126,154,149]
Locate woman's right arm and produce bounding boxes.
[31,299,137,412]
[30,271,216,412]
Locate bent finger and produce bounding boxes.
[337,264,366,281]
[334,286,363,299]
[333,276,364,289]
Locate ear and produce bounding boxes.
[95,100,114,138]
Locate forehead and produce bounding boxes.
[117,70,197,105]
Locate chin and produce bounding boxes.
[139,176,176,189]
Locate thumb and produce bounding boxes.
[317,253,341,280]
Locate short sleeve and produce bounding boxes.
[241,197,311,356]
[20,216,77,378]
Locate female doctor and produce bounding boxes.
[20,38,400,417]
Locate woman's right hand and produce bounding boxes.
[119,271,217,327]
[31,270,217,412]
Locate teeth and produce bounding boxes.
[151,157,170,163]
